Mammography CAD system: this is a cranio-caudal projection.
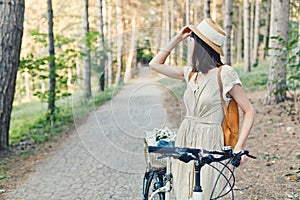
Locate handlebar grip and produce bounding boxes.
[231,150,256,167]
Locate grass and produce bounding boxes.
[9,85,122,146]
[233,60,269,91]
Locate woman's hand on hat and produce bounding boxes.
[175,26,192,41]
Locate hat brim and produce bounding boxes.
[187,25,224,56]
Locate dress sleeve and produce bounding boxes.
[221,65,242,100]
[183,66,193,82]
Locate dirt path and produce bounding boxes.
[3,67,175,200]
[2,69,299,200]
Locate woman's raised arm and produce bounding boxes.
[149,26,192,80]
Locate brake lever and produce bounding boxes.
[246,154,257,159]
[231,151,256,167]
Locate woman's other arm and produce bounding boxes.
[229,84,255,165]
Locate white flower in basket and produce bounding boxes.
[144,127,176,170]
[154,127,176,142]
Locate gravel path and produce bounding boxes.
[5,68,175,200]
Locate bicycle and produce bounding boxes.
[142,143,256,200]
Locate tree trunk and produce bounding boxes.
[203,0,211,19]
[224,0,233,65]
[0,0,25,150]
[250,0,255,54]
[298,20,300,66]
[170,0,175,65]
[25,69,31,101]
[211,0,217,21]
[186,0,190,24]
[262,0,271,59]
[171,0,174,35]
[82,0,91,98]
[47,0,56,122]
[236,3,243,64]
[163,0,170,44]
[264,0,290,104]
[97,0,105,91]
[193,0,198,23]
[124,19,136,83]
[114,0,123,86]
[178,1,184,66]
[252,0,260,67]
[107,3,112,88]
[67,67,72,93]
[243,0,251,72]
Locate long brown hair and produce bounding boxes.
[189,32,223,76]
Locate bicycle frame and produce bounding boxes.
[149,156,172,200]
[148,158,205,200]
[146,146,255,200]
[191,160,203,200]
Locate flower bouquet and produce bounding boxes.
[154,127,176,142]
[144,127,176,169]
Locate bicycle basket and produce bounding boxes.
[144,129,176,170]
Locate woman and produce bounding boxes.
[149,18,254,199]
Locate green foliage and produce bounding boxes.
[234,61,269,91]
[0,161,8,181]
[137,38,153,64]
[261,152,282,160]
[10,86,122,146]
[10,107,72,145]
[93,86,122,106]
[18,30,79,103]
[268,32,300,100]
[286,35,300,97]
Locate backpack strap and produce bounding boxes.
[217,66,228,118]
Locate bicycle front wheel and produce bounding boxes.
[143,168,165,200]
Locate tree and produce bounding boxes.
[262,0,271,59]
[193,0,198,23]
[186,0,190,24]
[203,0,211,18]
[124,19,136,83]
[264,0,290,104]
[107,2,113,88]
[236,1,243,64]
[82,0,92,98]
[114,0,123,86]
[0,0,25,149]
[47,0,56,122]
[243,0,251,72]
[224,0,233,65]
[97,0,105,91]
[252,0,260,67]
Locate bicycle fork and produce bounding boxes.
[191,160,204,200]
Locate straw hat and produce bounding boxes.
[188,18,227,56]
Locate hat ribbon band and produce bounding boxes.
[197,21,226,46]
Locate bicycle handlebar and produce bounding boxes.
[148,145,256,167]
[148,146,229,155]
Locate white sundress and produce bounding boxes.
[172,65,242,200]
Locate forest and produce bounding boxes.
[0,0,299,199]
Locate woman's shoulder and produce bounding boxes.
[221,65,240,77]
[221,64,236,73]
